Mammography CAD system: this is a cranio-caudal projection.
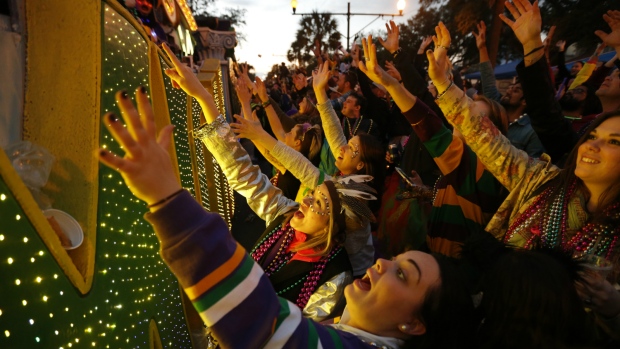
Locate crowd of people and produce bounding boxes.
[99,1,620,348]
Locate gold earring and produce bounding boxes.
[399,324,409,332]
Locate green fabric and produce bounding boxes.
[318,138,338,177]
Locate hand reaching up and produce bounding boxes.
[255,77,269,103]
[426,22,452,92]
[98,88,180,208]
[595,10,620,55]
[234,78,252,105]
[359,35,399,88]
[417,36,433,55]
[162,43,219,122]
[384,61,402,82]
[378,20,400,54]
[230,114,266,141]
[556,39,566,52]
[472,21,487,51]
[234,63,258,95]
[163,43,208,99]
[499,0,543,53]
[351,41,361,68]
[312,61,333,91]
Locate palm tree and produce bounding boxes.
[287,12,342,67]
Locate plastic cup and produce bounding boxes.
[581,254,613,279]
[43,209,84,250]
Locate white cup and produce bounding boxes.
[43,209,84,250]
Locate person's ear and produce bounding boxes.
[356,161,365,171]
[520,98,527,108]
[294,139,301,149]
[399,319,426,336]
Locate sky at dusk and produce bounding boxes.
[211,0,421,77]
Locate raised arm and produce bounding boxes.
[500,0,578,161]
[313,62,348,157]
[424,22,556,191]
[164,45,296,224]
[162,44,220,123]
[231,115,329,189]
[255,77,287,141]
[473,21,502,102]
[98,89,340,348]
[361,37,474,182]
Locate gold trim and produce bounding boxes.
[0,148,89,293]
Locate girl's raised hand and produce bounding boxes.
[98,88,180,207]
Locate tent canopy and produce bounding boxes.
[464,51,617,80]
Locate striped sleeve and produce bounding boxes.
[146,191,368,348]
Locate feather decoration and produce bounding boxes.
[339,195,376,223]
[334,182,377,195]
[337,189,377,201]
[335,174,374,184]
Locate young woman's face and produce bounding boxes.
[335,136,363,174]
[344,251,441,338]
[575,117,620,189]
[290,183,331,235]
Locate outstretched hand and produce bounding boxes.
[595,10,620,54]
[378,20,400,54]
[417,36,433,54]
[499,0,543,52]
[234,77,252,105]
[162,43,219,122]
[98,88,180,207]
[385,61,402,82]
[426,22,452,91]
[351,41,361,68]
[230,114,266,141]
[163,43,207,98]
[472,21,487,50]
[235,63,258,95]
[359,35,398,88]
[312,61,333,91]
[255,76,270,103]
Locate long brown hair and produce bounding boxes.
[552,110,620,220]
[356,133,386,212]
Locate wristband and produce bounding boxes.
[435,80,454,100]
[392,47,402,57]
[148,189,184,208]
[261,100,271,108]
[524,45,544,57]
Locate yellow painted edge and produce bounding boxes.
[149,43,181,184]
[0,148,88,293]
[148,318,163,349]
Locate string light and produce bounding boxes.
[0,5,192,348]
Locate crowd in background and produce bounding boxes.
[101,1,620,348]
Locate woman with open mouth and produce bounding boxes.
[98,85,477,349]
[158,43,378,324]
[230,61,386,278]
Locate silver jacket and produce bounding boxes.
[194,115,351,321]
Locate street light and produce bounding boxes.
[397,0,406,15]
[291,1,405,50]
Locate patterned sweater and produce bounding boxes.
[147,190,399,348]
[403,101,506,257]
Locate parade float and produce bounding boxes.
[0,0,237,347]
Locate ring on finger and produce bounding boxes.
[437,45,449,51]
